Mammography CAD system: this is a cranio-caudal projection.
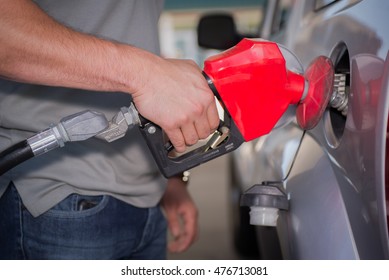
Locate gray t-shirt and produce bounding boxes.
[0,0,167,217]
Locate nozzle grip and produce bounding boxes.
[139,118,244,178]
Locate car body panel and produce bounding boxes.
[280,133,359,259]
[231,0,389,259]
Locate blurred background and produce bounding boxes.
[160,0,264,64]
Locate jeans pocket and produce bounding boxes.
[44,193,109,218]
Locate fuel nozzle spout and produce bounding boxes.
[329,73,348,116]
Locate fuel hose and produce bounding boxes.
[0,140,34,176]
[0,110,109,176]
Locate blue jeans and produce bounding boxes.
[0,183,167,260]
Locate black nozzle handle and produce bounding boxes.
[138,116,244,178]
[137,72,246,177]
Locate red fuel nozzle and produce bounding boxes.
[204,38,305,141]
[203,38,334,140]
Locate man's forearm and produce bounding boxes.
[0,0,220,152]
[0,0,145,93]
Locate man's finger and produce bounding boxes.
[180,123,199,147]
[165,128,186,153]
[207,102,220,132]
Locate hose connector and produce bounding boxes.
[27,110,109,156]
[95,103,140,142]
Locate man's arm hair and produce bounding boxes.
[0,0,146,93]
[0,0,219,152]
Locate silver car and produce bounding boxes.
[198,0,389,259]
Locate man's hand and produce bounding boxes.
[131,56,219,153]
[161,176,198,253]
